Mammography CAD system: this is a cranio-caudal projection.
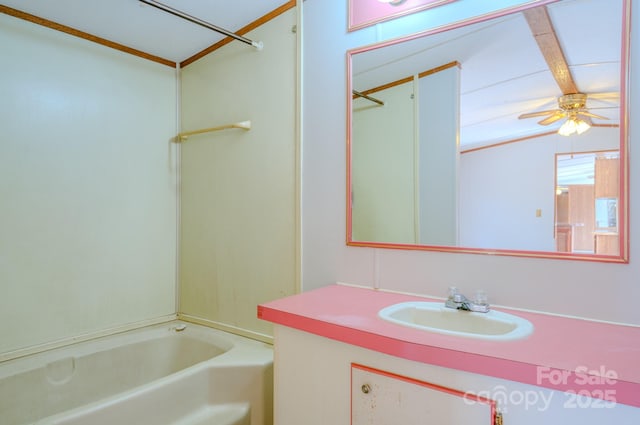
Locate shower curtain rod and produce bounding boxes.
[177,120,251,142]
[352,90,384,106]
[138,0,263,50]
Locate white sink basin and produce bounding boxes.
[378,302,533,341]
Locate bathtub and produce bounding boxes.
[0,321,273,425]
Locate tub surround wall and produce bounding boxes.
[0,13,178,355]
[0,3,297,359]
[301,0,640,325]
[352,82,416,243]
[179,9,298,339]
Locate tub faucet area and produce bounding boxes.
[445,287,490,313]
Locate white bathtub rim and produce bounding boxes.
[34,348,271,424]
[34,363,209,425]
[35,360,259,425]
[5,321,273,425]
[0,320,271,380]
[34,358,249,425]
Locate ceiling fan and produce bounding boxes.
[517,6,611,135]
[518,93,609,135]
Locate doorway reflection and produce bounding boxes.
[555,151,619,255]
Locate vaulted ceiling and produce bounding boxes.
[352,0,625,149]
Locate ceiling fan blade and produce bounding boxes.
[585,106,619,111]
[518,109,558,119]
[538,111,566,125]
[587,91,620,100]
[577,111,609,120]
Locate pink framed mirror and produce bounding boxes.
[348,0,456,31]
[347,0,630,262]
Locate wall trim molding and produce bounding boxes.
[178,313,274,345]
[0,2,296,69]
[0,4,177,67]
[0,314,178,363]
[180,0,296,67]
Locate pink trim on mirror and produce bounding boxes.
[348,0,456,32]
[346,0,630,263]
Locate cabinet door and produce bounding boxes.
[594,157,619,199]
[352,364,498,425]
[567,184,595,252]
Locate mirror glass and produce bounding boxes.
[347,0,629,262]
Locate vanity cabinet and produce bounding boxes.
[567,184,596,252]
[271,325,639,425]
[594,157,620,255]
[594,157,619,199]
[260,285,640,424]
[352,363,497,425]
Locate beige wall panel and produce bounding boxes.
[0,14,178,354]
[352,82,416,244]
[179,10,297,337]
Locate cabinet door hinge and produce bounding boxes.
[495,411,503,425]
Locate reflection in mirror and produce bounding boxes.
[555,150,620,255]
[347,0,629,262]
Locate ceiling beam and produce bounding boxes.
[523,6,578,95]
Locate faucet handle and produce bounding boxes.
[473,290,488,306]
[448,286,465,302]
[447,286,459,299]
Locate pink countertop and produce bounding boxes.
[258,284,640,407]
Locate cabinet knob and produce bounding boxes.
[361,384,371,394]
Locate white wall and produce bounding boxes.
[179,9,298,339]
[301,0,640,325]
[418,66,460,246]
[0,14,178,355]
[459,127,620,251]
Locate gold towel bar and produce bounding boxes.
[176,120,251,142]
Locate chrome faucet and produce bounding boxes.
[445,287,490,313]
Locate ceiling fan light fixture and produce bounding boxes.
[558,118,577,136]
[555,94,594,136]
[558,116,591,137]
[558,93,588,110]
[576,118,591,135]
